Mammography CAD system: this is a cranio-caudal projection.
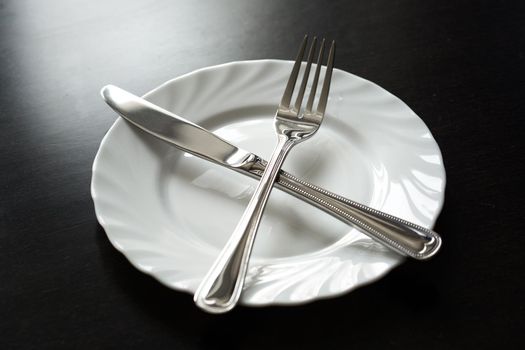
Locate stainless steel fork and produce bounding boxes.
[194,36,335,313]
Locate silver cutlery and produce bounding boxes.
[101,86,441,262]
[101,88,442,263]
[193,36,335,313]
[100,58,442,267]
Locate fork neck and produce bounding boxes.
[275,122,318,143]
[274,134,296,156]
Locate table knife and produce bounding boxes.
[100,85,442,259]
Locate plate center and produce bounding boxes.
[162,106,378,260]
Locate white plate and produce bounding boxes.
[91,60,445,306]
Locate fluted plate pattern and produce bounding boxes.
[91,60,445,306]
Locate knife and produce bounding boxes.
[100,85,442,260]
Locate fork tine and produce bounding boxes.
[293,37,317,113]
[315,40,336,116]
[305,38,325,113]
[280,35,308,108]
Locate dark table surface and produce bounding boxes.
[1,0,524,348]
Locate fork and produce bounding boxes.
[194,36,335,313]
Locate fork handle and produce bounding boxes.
[194,136,294,313]
[247,162,441,259]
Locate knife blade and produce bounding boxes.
[100,85,442,260]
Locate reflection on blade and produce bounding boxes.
[101,85,254,168]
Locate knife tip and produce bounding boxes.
[101,84,119,103]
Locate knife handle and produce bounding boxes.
[247,160,442,260]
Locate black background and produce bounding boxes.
[1,0,524,348]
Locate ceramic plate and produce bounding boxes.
[91,60,445,306]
